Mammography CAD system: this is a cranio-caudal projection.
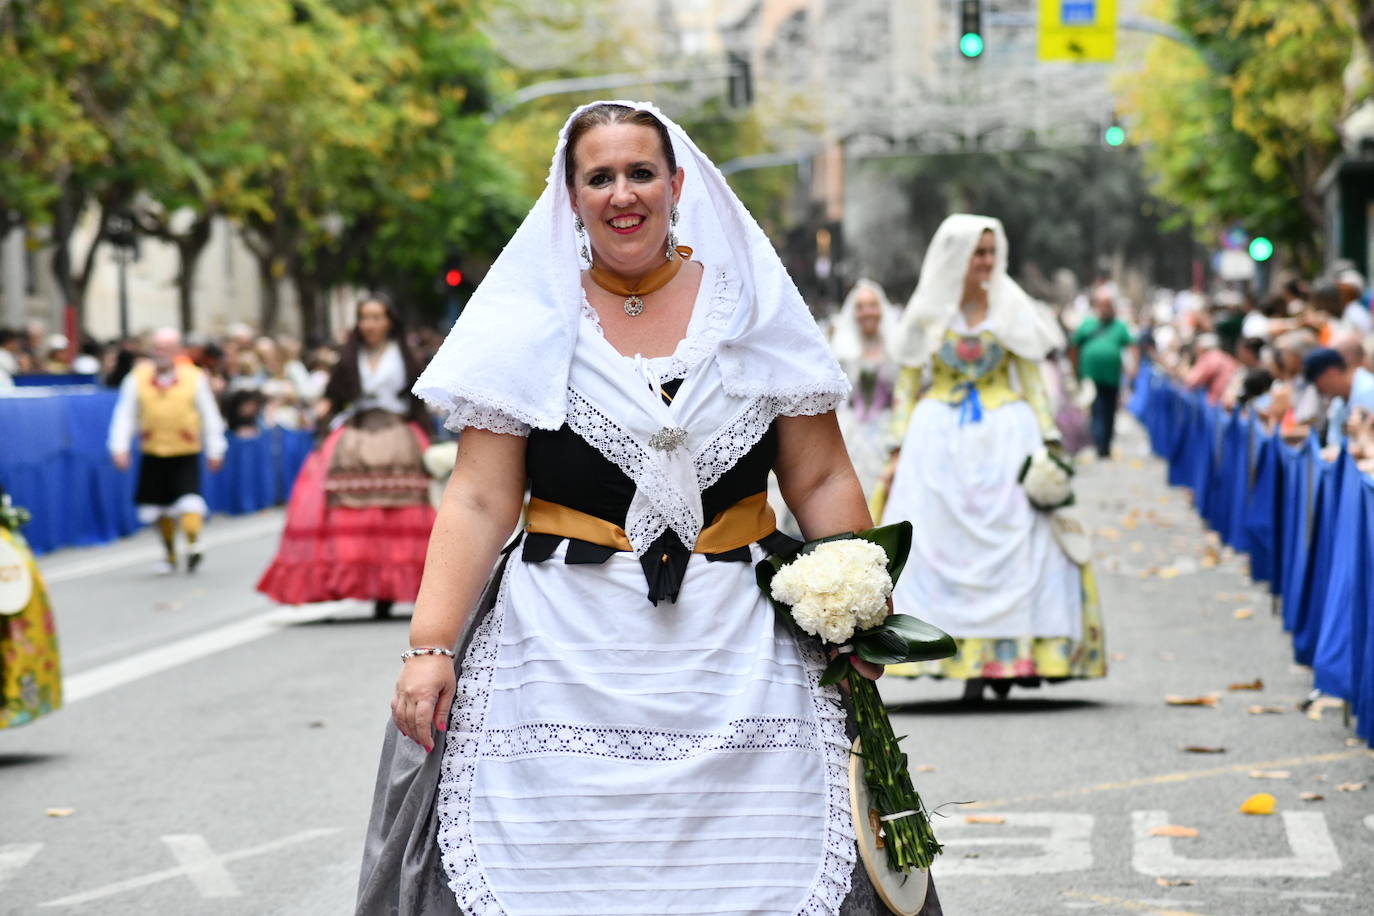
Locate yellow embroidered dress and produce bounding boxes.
[880,317,1105,681]
[0,509,62,728]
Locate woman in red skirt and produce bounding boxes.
[258,296,436,618]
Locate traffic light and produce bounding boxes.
[1103,115,1126,147]
[1248,236,1274,262]
[959,0,983,59]
[727,52,753,108]
[445,267,463,288]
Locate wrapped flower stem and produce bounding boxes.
[847,668,943,872]
[757,522,956,876]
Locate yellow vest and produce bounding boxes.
[135,362,204,457]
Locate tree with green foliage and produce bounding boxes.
[1121,0,1354,272]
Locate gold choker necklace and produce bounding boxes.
[589,246,693,316]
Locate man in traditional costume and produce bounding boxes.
[109,328,226,573]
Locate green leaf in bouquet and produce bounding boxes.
[818,654,853,687]
[854,626,912,666]
[852,614,957,665]
[754,552,801,626]
[856,521,913,584]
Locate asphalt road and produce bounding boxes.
[2,416,1371,916]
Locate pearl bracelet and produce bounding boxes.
[401,646,456,661]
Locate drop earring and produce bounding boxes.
[574,213,591,265]
[666,204,680,259]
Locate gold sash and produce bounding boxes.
[526,491,776,555]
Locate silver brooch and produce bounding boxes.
[648,426,688,451]
[623,295,645,317]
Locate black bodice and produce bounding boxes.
[521,380,792,603]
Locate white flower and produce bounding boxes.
[1021,448,1073,510]
[771,539,893,644]
[422,441,459,480]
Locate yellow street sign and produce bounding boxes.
[1039,0,1117,63]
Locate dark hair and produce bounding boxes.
[323,294,428,425]
[563,104,677,188]
[1302,346,1347,383]
[1311,283,1342,317]
[1239,368,1274,405]
[1239,337,1266,359]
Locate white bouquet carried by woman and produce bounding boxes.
[758,522,955,875]
[1018,446,1075,511]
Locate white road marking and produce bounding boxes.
[40,515,283,584]
[63,602,348,703]
[0,843,43,892]
[1132,810,1341,878]
[38,828,338,907]
[932,813,1093,875]
[161,835,241,898]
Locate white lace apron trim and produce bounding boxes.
[434,565,855,915]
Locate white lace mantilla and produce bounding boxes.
[435,564,856,916]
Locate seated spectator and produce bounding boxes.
[1185,333,1237,404]
[1337,268,1373,336]
[1304,346,1374,447]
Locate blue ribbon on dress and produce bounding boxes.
[957,381,984,426]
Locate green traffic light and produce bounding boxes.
[1248,236,1274,262]
[959,32,984,58]
[1104,125,1126,147]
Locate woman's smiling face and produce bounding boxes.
[568,122,683,279]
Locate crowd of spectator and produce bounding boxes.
[0,319,448,438]
[1141,265,1374,472]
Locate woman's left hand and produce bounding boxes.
[829,647,884,688]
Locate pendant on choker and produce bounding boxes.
[624,295,645,317]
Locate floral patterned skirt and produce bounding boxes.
[888,566,1106,681]
[0,527,62,728]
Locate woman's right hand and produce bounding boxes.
[391,655,456,753]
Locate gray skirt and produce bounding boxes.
[355,555,943,916]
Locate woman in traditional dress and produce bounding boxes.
[0,489,62,729]
[832,279,902,513]
[880,215,1105,700]
[257,296,436,619]
[355,102,942,916]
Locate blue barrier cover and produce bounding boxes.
[1133,364,1374,747]
[0,390,315,554]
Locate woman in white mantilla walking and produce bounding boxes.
[830,278,902,510]
[354,102,943,915]
[880,214,1106,700]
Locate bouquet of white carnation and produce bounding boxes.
[769,540,892,644]
[758,523,955,875]
[1018,447,1074,511]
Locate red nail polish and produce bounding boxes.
[438,722,447,732]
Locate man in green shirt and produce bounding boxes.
[1072,288,1136,458]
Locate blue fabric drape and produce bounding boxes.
[1132,364,1374,747]
[0,390,317,554]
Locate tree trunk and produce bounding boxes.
[256,254,282,333]
[291,259,321,340]
[174,214,214,334]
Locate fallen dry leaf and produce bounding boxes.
[1150,825,1199,838]
[1240,792,1276,815]
[1122,515,1139,531]
[1346,738,1363,747]
[1247,705,1284,715]
[45,808,75,818]
[964,815,1007,825]
[914,765,937,773]
[1166,694,1219,707]
[308,720,326,729]
[1182,745,1227,754]
[1228,678,1264,691]
[1159,652,1177,662]
[1248,770,1291,780]
[1110,652,1127,662]
[1098,527,1122,541]
[1130,541,1145,553]
[1336,782,1366,792]
[1155,877,1197,887]
[1233,607,1255,620]
[1305,697,1345,721]
[1158,566,1181,579]
[1299,792,1325,802]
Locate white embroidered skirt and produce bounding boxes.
[436,543,855,915]
[882,397,1082,640]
